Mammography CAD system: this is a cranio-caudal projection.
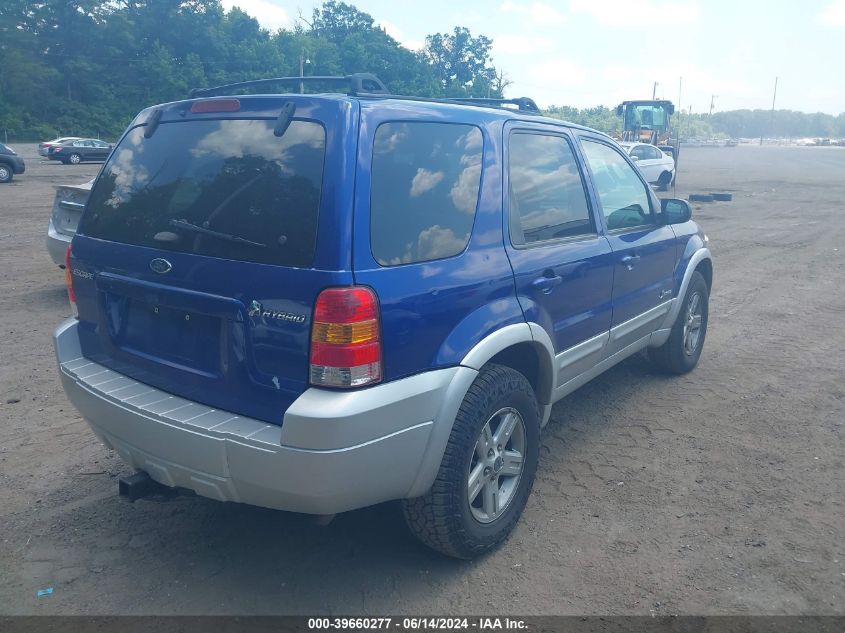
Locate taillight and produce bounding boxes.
[310,287,382,388]
[64,245,78,317]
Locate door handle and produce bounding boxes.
[532,273,563,294]
[621,254,641,270]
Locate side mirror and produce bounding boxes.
[661,198,692,224]
[616,104,624,116]
[630,155,639,162]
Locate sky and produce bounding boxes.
[221,0,845,115]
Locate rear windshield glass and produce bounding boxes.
[80,119,326,267]
[370,122,482,266]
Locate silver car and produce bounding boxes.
[46,180,92,266]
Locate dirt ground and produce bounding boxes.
[0,143,843,616]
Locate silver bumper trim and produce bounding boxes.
[54,319,465,514]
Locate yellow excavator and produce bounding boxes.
[615,99,679,161]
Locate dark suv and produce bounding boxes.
[54,74,712,559]
[0,143,25,183]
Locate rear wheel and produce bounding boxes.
[0,164,11,183]
[402,364,540,559]
[649,270,709,374]
[68,153,82,165]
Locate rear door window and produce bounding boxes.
[508,132,594,245]
[80,119,326,267]
[370,122,482,266]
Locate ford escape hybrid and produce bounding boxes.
[54,74,713,559]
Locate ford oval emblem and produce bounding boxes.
[150,258,172,274]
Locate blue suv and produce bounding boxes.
[54,74,712,559]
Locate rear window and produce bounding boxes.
[80,119,326,267]
[370,122,482,266]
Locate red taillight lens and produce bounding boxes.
[64,245,78,317]
[310,287,382,388]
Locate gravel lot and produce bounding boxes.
[0,143,843,615]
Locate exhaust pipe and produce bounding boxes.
[118,471,177,502]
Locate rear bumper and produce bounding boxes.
[54,319,475,515]
[47,219,72,266]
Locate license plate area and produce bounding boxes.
[109,295,222,375]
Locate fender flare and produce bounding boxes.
[461,322,556,406]
[405,323,557,497]
[657,247,712,332]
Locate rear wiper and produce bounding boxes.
[168,219,267,248]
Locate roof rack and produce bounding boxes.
[440,97,540,113]
[188,73,389,98]
[188,72,542,116]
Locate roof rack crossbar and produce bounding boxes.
[440,97,540,113]
[189,73,389,99]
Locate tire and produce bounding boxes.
[68,153,82,165]
[657,171,673,191]
[0,164,12,183]
[649,270,709,374]
[402,364,540,559]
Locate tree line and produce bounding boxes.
[0,0,505,140]
[1,1,843,142]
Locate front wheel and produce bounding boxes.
[0,164,12,183]
[402,364,540,559]
[649,270,709,374]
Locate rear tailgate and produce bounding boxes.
[51,181,92,239]
[70,97,356,425]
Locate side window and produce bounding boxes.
[370,122,482,266]
[644,145,662,160]
[581,139,653,231]
[508,133,593,245]
[630,145,647,160]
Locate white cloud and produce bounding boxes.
[569,0,700,26]
[493,34,555,55]
[378,19,424,50]
[530,3,566,24]
[410,168,445,197]
[221,0,292,31]
[817,0,845,25]
[416,225,470,260]
[527,58,588,87]
[499,1,565,24]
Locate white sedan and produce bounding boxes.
[620,142,675,188]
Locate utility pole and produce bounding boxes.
[677,77,683,110]
[652,81,658,99]
[299,52,305,94]
[709,94,717,116]
[761,76,778,146]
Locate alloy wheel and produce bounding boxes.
[683,291,703,355]
[467,407,526,524]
